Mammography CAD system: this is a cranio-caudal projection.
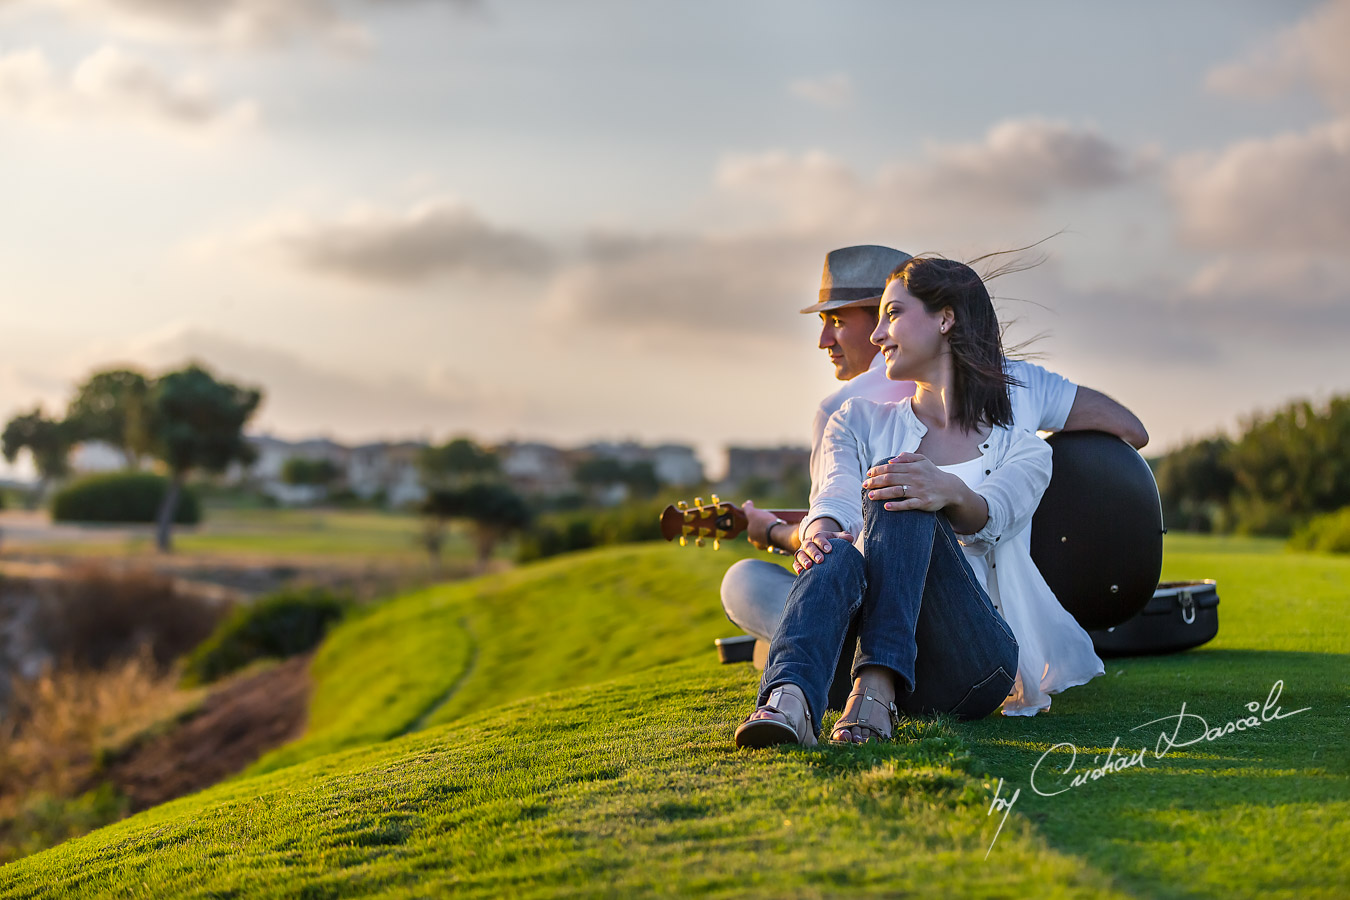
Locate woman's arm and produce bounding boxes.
[960,429,1053,551]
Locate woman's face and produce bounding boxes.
[870,281,949,382]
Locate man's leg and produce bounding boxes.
[721,557,857,709]
[719,559,793,642]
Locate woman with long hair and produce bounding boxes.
[735,256,1102,747]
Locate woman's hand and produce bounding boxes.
[793,529,854,575]
[863,453,963,512]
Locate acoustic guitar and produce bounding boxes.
[658,495,805,550]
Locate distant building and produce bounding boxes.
[213,434,704,509]
[346,441,426,508]
[723,445,810,490]
[497,442,574,497]
[68,441,128,474]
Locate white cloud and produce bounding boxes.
[246,198,555,285]
[26,0,482,50]
[1171,117,1350,253]
[715,119,1143,234]
[789,73,853,108]
[0,46,257,134]
[1206,0,1350,113]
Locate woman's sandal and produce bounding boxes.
[829,687,899,745]
[735,684,818,748]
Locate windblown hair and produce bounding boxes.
[886,257,1021,430]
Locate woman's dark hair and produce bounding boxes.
[885,257,1020,430]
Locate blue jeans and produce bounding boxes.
[758,496,1019,734]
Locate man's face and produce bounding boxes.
[818,305,881,380]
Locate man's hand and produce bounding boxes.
[742,500,780,551]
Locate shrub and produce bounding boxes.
[517,498,667,563]
[1288,507,1350,554]
[182,587,352,686]
[31,566,225,670]
[51,473,200,525]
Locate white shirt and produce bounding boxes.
[809,357,1077,509]
[806,397,1104,716]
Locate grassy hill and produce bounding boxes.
[0,535,1346,897]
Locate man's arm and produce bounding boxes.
[743,500,802,553]
[1062,387,1149,449]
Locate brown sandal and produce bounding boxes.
[829,687,899,744]
[735,684,818,748]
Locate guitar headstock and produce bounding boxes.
[658,494,749,549]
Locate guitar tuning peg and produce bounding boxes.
[710,493,720,506]
[676,500,689,511]
[678,535,687,547]
[695,536,705,547]
[693,496,704,508]
[713,538,721,550]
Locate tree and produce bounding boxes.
[1,409,73,497]
[65,368,151,467]
[1153,436,1235,533]
[419,438,499,488]
[281,457,341,487]
[146,365,262,551]
[574,458,659,502]
[421,482,532,569]
[1225,395,1350,535]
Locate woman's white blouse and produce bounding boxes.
[804,397,1104,716]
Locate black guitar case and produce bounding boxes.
[1029,431,1218,655]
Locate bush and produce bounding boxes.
[51,473,200,525]
[30,566,225,670]
[182,587,352,686]
[1288,507,1350,554]
[517,498,667,563]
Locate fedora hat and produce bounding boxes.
[799,244,913,315]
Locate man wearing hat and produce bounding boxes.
[720,244,1148,678]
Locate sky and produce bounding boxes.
[2,0,1348,479]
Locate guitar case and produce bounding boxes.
[1087,580,1220,656]
[1029,431,1218,655]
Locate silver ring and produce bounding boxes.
[901,484,909,498]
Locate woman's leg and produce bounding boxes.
[852,496,1019,721]
[753,538,866,738]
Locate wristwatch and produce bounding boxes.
[765,517,789,555]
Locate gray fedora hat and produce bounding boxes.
[799,244,913,315]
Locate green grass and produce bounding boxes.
[0,534,1344,897]
[8,508,484,564]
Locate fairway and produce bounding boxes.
[0,535,1344,898]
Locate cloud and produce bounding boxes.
[788,73,853,108]
[28,0,483,50]
[101,326,513,440]
[1206,0,1350,113]
[0,46,257,133]
[545,232,822,338]
[247,198,555,285]
[1171,117,1350,253]
[716,119,1144,233]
